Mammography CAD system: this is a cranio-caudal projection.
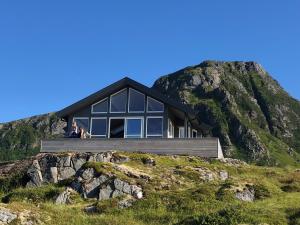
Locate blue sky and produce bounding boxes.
[0,1,299,123]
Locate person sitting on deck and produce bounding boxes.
[77,127,88,139]
[69,121,78,138]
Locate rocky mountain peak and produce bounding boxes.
[153,60,300,166]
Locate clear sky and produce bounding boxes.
[0,1,299,123]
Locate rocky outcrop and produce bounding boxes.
[55,187,74,204]
[25,152,143,202]
[0,208,17,224]
[235,187,255,202]
[153,60,300,164]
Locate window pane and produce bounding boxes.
[126,119,142,137]
[147,97,164,112]
[110,89,127,112]
[179,127,185,138]
[147,118,163,136]
[91,118,107,136]
[92,99,108,113]
[129,89,145,112]
[74,118,89,132]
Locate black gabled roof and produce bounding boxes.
[57,77,197,120]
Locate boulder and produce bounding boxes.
[235,187,255,202]
[131,185,143,199]
[26,160,43,187]
[118,197,136,209]
[0,208,17,224]
[58,167,76,181]
[80,168,96,181]
[49,167,58,183]
[219,171,229,181]
[55,187,74,204]
[142,157,156,166]
[82,177,103,199]
[84,205,97,214]
[71,156,86,171]
[99,184,114,200]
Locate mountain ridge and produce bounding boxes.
[0,60,300,166]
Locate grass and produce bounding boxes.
[1,152,300,225]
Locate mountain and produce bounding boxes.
[1,60,300,166]
[153,61,300,166]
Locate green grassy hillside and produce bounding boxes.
[0,152,299,225]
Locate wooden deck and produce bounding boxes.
[41,138,224,158]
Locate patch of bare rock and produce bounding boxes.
[0,206,41,225]
[25,152,143,205]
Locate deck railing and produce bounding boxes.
[41,138,223,158]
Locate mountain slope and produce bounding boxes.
[153,61,300,165]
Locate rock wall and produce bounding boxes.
[26,152,143,202]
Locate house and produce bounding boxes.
[57,77,200,139]
[41,77,224,158]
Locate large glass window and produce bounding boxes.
[147,97,164,112]
[73,117,89,132]
[147,117,163,137]
[91,118,107,136]
[92,98,108,113]
[110,89,127,113]
[128,88,145,112]
[125,118,143,138]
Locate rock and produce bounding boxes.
[95,152,113,162]
[111,153,129,163]
[202,172,214,182]
[112,189,123,198]
[118,197,136,209]
[71,156,86,171]
[49,167,58,183]
[55,187,74,204]
[82,177,103,199]
[122,182,132,194]
[235,187,255,202]
[80,168,96,181]
[99,184,113,200]
[84,205,97,213]
[0,208,17,224]
[219,170,229,181]
[131,185,143,199]
[218,158,247,166]
[142,157,156,166]
[26,160,43,187]
[58,167,76,181]
[58,155,72,167]
[114,178,125,191]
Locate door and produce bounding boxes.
[109,118,125,138]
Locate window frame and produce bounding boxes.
[192,129,198,138]
[109,88,128,113]
[178,126,185,138]
[90,117,107,137]
[91,98,108,114]
[146,96,164,113]
[125,117,144,138]
[146,116,164,138]
[128,88,145,113]
[168,119,174,138]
